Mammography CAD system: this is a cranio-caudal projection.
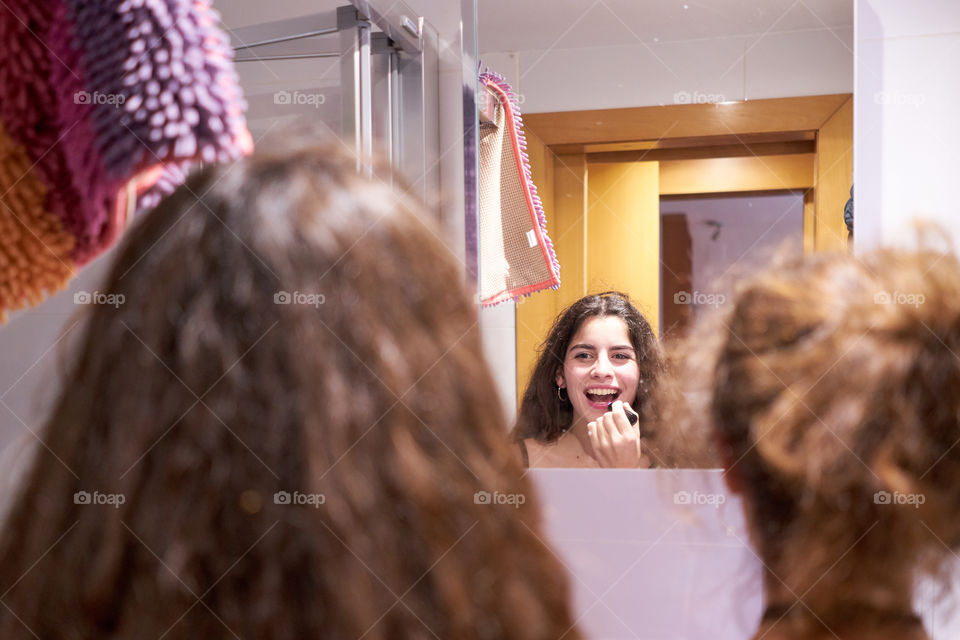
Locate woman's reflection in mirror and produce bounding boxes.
[515,291,678,468]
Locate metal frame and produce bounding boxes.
[230,11,340,56]
[370,32,396,179]
[337,6,374,173]
[348,0,422,55]
[461,0,479,286]
[394,16,440,202]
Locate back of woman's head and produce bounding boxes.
[515,291,663,443]
[0,138,580,639]
[696,244,960,619]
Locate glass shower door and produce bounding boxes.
[227,1,440,206]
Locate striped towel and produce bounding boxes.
[0,0,252,320]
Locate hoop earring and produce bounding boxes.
[557,385,568,402]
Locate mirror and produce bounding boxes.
[476,0,854,469]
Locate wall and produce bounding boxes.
[660,192,805,298]
[852,1,960,635]
[481,28,852,113]
[532,468,762,640]
[853,0,960,251]
[0,251,113,454]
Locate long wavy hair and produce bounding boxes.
[514,292,664,444]
[0,138,581,640]
[678,244,960,637]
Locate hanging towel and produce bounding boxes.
[477,70,559,307]
[0,0,252,321]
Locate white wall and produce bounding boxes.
[481,28,853,113]
[853,0,960,251]
[532,469,762,640]
[661,192,805,295]
[852,1,960,632]
[0,253,113,453]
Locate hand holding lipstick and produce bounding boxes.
[585,400,647,468]
[607,401,638,425]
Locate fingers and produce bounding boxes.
[597,414,623,464]
[588,418,614,463]
[596,416,612,451]
[589,406,644,468]
[606,402,642,467]
[608,400,636,436]
[622,401,639,428]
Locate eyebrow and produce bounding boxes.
[569,343,635,352]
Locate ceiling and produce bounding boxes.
[218,0,335,30]
[216,1,853,53]
[478,0,853,53]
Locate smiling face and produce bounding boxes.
[556,315,640,428]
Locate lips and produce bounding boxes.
[584,387,619,408]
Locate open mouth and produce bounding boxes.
[584,387,620,408]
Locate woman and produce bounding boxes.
[514,291,664,468]
[0,138,582,639]
[680,245,960,640]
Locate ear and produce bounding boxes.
[555,370,565,388]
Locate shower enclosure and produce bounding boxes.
[228,0,480,279]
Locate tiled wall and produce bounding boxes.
[854,0,960,251]
[481,27,853,113]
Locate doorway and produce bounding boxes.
[660,191,804,339]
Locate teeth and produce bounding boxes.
[589,389,618,395]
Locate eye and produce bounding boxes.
[573,352,593,360]
[613,353,633,360]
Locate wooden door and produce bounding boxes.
[586,161,661,334]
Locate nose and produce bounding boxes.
[591,352,614,378]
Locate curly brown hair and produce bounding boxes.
[0,138,582,640]
[515,292,662,439]
[678,244,960,638]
